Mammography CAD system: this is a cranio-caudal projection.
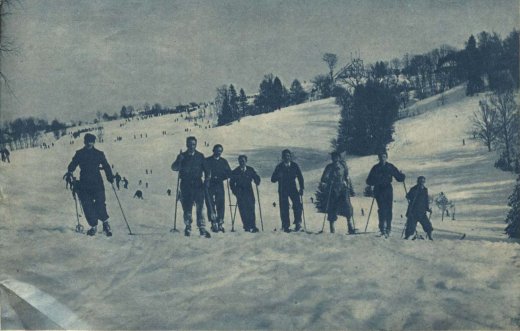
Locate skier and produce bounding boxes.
[404,176,433,240]
[366,151,405,237]
[171,136,211,238]
[66,133,114,236]
[133,190,143,199]
[1,147,10,163]
[205,144,232,233]
[114,172,122,190]
[319,152,356,234]
[230,155,261,233]
[271,149,304,232]
[122,177,129,189]
[167,189,172,196]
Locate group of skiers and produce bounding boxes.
[66,133,434,240]
[1,147,10,163]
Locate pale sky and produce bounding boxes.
[1,0,518,122]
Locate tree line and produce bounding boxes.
[0,117,68,150]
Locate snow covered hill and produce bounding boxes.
[0,92,518,330]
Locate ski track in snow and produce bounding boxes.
[0,92,519,330]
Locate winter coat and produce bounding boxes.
[271,162,304,194]
[366,162,405,196]
[205,156,232,186]
[406,184,430,217]
[230,166,260,199]
[171,150,208,184]
[320,161,354,195]
[68,146,113,189]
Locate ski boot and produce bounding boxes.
[184,227,191,237]
[211,222,219,233]
[347,220,355,234]
[102,221,112,237]
[218,224,225,233]
[294,223,302,232]
[199,228,211,238]
[329,221,335,234]
[250,227,259,233]
[86,226,97,236]
[282,227,292,233]
[426,232,433,241]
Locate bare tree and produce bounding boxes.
[491,91,519,166]
[322,53,337,82]
[472,99,497,152]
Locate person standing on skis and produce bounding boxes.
[230,155,261,233]
[319,152,356,234]
[271,149,304,233]
[171,136,211,238]
[205,144,232,233]
[404,176,433,240]
[366,151,405,237]
[66,133,114,236]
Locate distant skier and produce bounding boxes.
[205,144,232,233]
[1,147,10,163]
[114,172,122,190]
[319,152,356,234]
[133,190,143,199]
[122,177,129,189]
[404,176,433,240]
[271,149,304,233]
[230,155,261,233]
[66,133,114,236]
[366,151,405,237]
[171,136,211,238]
[167,189,172,196]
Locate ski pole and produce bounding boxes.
[231,203,238,232]
[318,183,334,234]
[226,179,234,225]
[364,197,375,232]
[171,171,181,233]
[300,194,307,232]
[111,183,134,235]
[255,184,264,231]
[73,191,84,233]
[171,149,182,233]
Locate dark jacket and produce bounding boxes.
[205,156,232,186]
[366,162,405,187]
[171,150,208,183]
[271,162,304,194]
[406,184,430,217]
[68,147,113,188]
[230,166,260,198]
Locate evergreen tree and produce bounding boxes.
[336,80,399,155]
[216,87,233,126]
[272,76,284,109]
[228,84,239,120]
[464,35,484,96]
[502,30,519,88]
[289,79,308,105]
[254,74,275,114]
[238,88,248,116]
[505,176,520,238]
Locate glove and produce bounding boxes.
[299,188,304,196]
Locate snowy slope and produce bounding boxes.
[0,93,519,330]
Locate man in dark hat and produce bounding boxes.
[66,133,114,236]
[171,136,211,238]
[366,151,405,237]
[271,149,305,232]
